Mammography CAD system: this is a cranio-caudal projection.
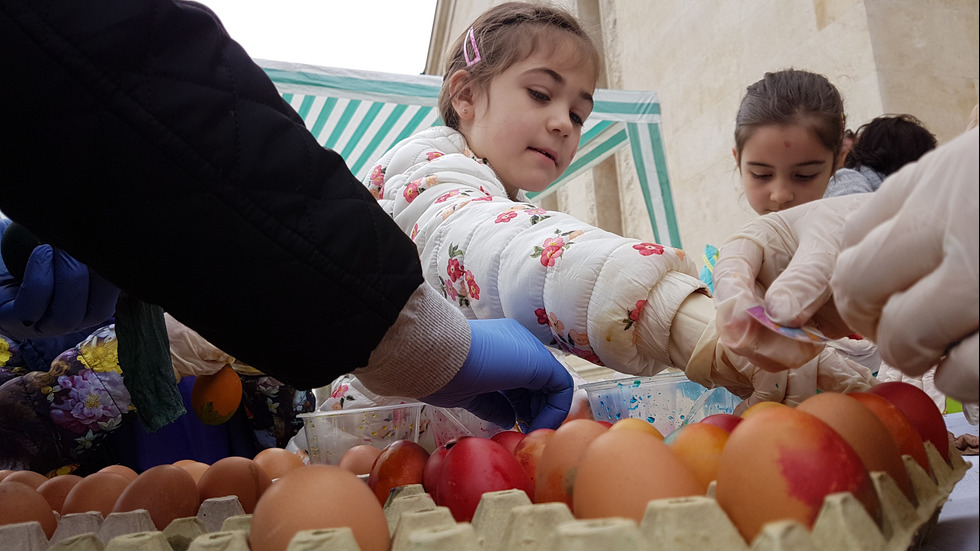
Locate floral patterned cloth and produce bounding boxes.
[1,326,131,474]
[364,126,706,376]
[1,326,314,474]
[239,372,314,449]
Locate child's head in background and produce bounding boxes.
[438,2,601,198]
[733,69,845,215]
[844,114,937,177]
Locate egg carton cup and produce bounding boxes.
[1,440,967,551]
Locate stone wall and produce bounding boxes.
[426,0,979,260]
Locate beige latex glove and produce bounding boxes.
[833,128,979,404]
[712,194,871,372]
[165,313,235,381]
[670,293,876,414]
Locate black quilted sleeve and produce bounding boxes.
[0,0,424,388]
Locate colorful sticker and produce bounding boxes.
[747,306,830,343]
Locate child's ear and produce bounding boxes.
[449,71,475,121]
[732,147,739,166]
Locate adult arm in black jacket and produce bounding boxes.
[0,0,573,431]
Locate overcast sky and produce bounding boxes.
[195,0,438,75]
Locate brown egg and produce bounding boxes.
[536,419,608,506]
[337,444,383,476]
[250,465,389,551]
[173,459,210,484]
[36,474,84,513]
[98,464,139,483]
[253,447,306,480]
[197,456,272,514]
[0,469,49,490]
[572,427,702,522]
[0,481,58,539]
[113,464,201,530]
[61,472,131,517]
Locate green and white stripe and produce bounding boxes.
[260,60,681,247]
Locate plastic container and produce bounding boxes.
[299,402,424,465]
[420,406,506,450]
[582,370,738,436]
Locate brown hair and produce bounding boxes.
[438,2,601,130]
[733,69,845,163]
[844,114,937,176]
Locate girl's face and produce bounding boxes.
[736,124,835,215]
[454,42,596,197]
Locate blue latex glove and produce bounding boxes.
[420,318,574,432]
[0,219,120,339]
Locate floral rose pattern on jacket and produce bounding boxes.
[439,243,481,307]
[362,126,706,376]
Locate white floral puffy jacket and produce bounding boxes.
[364,126,706,376]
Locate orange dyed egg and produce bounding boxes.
[798,392,914,503]
[608,417,665,439]
[849,392,931,474]
[664,422,730,493]
[191,364,243,425]
[739,400,787,418]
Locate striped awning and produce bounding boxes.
[260,60,680,247]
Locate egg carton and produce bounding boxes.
[1,441,968,551]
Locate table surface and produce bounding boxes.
[919,413,979,551]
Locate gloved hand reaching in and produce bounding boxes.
[420,318,574,432]
[668,292,876,414]
[832,128,979,403]
[692,344,878,415]
[710,194,870,371]
[1,219,120,340]
[706,128,978,406]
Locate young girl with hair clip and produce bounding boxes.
[348,3,876,417]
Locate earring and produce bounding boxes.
[462,109,468,115]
